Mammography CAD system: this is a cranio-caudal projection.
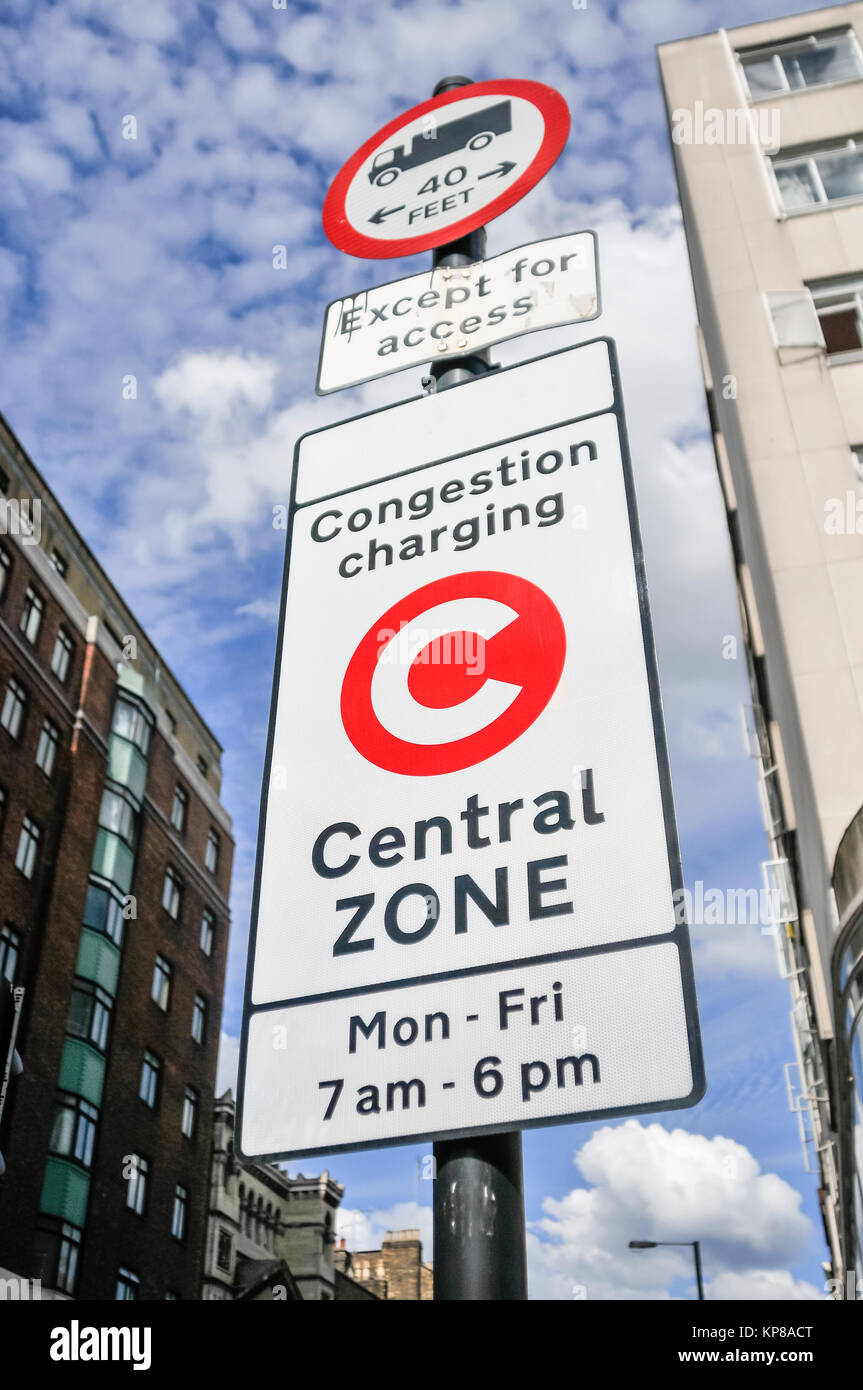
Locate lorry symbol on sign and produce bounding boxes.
[368,100,513,186]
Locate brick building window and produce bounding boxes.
[115,1267,139,1301]
[67,979,112,1051]
[170,784,188,833]
[112,694,151,755]
[171,1185,188,1241]
[217,1227,232,1272]
[1,676,27,739]
[191,994,207,1045]
[51,626,74,683]
[200,907,215,956]
[83,879,125,947]
[181,1086,198,1139]
[56,1223,82,1295]
[35,718,60,777]
[0,924,20,983]
[151,955,172,1011]
[126,1156,148,1215]
[99,785,137,847]
[139,1051,161,1109]
[19,586,44,645]
[49,548,68,578]
[14,815,40,879]
[161,865,183,920]
[0,545,11,601]
[49,1093,99,1168]
[205,829,220,875]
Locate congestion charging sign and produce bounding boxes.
[237,338,705,1160]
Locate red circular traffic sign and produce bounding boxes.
[322,79,570,259]
[340,571,566,776]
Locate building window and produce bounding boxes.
[197,755,208,779]
[19,586,44,645]
[773,137,863,212]
[0,924,20,983]
[49,1093,99,1168]
[49,548,68,578]
[853,446,863,486]
[811,275,863,358]
[171,1185,188,1241]
[98,785,137,847]
[35,718,61,777]
[126,1156,148,1215]
[0,466,7,494]
[200,907,215,957]
[51,626,74,683]
[739,28,863,99]
[162,865,183,920]
[0,545,11,602]
[67,979,112,1051]
[82,879,124,947]
[139,1051,161,1109]
[151,955,172,1011]
[57,1224,82,1295]
[99,785,137,844]
[1,676,27,740]
[15,815,40,879]
[165,709,177,737]
[115,1267,139,1301]
[181,1086,198,1139]
[216,1227,232,1272]
[170,784,188,833]
[112,694,151,755]
[205,829,220,875]
[191,994,207,1045]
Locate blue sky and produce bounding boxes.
[0,0,844,1298]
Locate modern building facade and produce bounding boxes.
[659,3,863,1294]
[0,412,233,1299]
[203,1090,372,1300]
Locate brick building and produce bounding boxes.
[0,412,233,1299]
[335,1229,433,1300]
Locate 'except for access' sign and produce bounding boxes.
[237,338,704,1160]
[316,232,599,394]
[322,79,570,258]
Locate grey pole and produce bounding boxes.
[693,1240,705,1301]
[429,74,528,1302]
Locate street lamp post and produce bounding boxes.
[629,1240,705,1300]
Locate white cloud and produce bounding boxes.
[336,1200,432,1256]
[529,1121,818,1300]
[155,350,277,421]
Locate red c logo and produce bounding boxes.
[340,571,566,776]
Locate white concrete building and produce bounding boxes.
[659,3,863,1294]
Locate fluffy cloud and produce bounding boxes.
[529,1121,820,1300]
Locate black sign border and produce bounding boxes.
[237,335,706,1162]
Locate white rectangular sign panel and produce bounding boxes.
[239,338,704,1159]
[316,231,599,394]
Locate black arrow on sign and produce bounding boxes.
[478,161,516,180]
[368,204,406,224]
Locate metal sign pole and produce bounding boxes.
[430,75,528,1303]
